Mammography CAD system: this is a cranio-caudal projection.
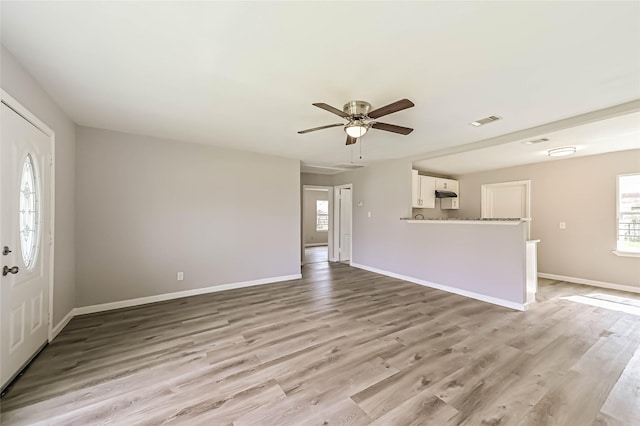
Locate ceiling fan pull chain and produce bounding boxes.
[359,139,362,159]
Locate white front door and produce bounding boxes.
[338,187,352,262]
[1,102,52,390]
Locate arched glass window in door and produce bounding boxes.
[19,154,40,269]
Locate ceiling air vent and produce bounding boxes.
[333,163,366,170]
[470,115,502,127]
[523,137,549,145]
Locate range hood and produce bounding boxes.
[435,190,458,198]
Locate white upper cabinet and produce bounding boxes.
[419,175,436,208]
[411,170,436,208]
[436,178,459,210]
[412,170,420,208]
[435,178,458,192]
[412,171,460,210]
[441,197,459,210]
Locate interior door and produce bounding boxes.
[482,180,531,237]
[1,102,51,390]
[339,188,352,262]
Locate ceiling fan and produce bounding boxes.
[298,99,415,145]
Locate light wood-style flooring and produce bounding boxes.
[305,245,328,264]
[1,261,639,425]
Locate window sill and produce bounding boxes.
[612,250,640,258]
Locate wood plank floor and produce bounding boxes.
[305,246,328,264]
[1,262,639,425]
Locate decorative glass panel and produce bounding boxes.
[19,154,39,268]
[316,200,329,231]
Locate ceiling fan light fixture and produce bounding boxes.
[547,146,576,157]
[345,121,369,138]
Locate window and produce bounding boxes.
[19,154,40,269]
[617,173,640,254]
[316,200,328,232]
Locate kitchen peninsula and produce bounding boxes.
[396,217,538,310]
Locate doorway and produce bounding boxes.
[1,96,54,392]
[334,184,352,263]
[482,180,531,238]
[302,186,332,265]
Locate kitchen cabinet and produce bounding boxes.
[435,178,458,192]
[412,170,435,208]
[436,178,459,210]
[441,197,459,210]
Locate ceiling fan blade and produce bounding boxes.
[298,123,344,134]
[312,103,350,118]
[368,99,415,119]
[346,135,357,145]
[371,122,414,135]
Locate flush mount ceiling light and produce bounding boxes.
[547,146,576,157]
[469,115,502,127]
[344,120,369,138]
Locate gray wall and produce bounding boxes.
[1,45,76,326]
[332,159,527,304]
[75,127,301,307]
[303,190,329,245]
[450,149,640,288]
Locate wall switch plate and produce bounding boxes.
[177,272,184,281]
[367,211,372,218]
[358,201,364,207]
[559,222,566,229]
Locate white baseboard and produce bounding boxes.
[304,243,328,247]
[538,273,640,294]
[74,274,302,316]
[351,262,526,311]
[50,309,75,341]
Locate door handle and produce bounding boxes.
[3,246,11,255]
[3,266,19,276]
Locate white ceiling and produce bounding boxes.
[414,111,640,175]
[2,1,639,170]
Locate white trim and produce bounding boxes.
[75,274,302,316]
[1,89,57,343]
[481,180,531,239]
[50,309,74,341]
[538,273,640,294]
[333,183,353,263]
[1,90,54,135]
[612,250,640,258]
[305,243,328,247]
[616,173,640,257]
[351,262,527,311]
[302,185,334,265]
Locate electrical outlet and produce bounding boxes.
[177,272,184,281]
[559,222,566,230]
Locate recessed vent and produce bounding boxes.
[470,115,502,127]
[523,137,549,145]
[333,163,366,170]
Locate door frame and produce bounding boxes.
[301,185,333,265]
[481,179,531,237]
[333,183,353,263]
[1,89,56,342]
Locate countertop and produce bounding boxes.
[401,217,531,225]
